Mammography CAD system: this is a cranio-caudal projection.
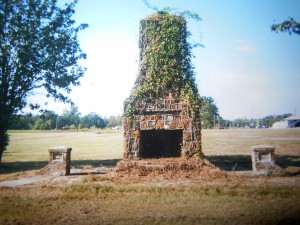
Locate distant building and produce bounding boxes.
[272,115,300,128]
[286,115,300,128]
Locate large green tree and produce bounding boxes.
[0,0,88,163]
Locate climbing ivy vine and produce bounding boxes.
[124,11,202,121]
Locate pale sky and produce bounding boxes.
[30,0,300,120]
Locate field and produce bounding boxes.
[2,128,300,172]
[0,128,300,224]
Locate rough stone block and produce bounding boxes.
[131,130,140,138]
[177,120,184,129]
[141,121,147,129]
[170,120,177,129]
[181,114,189,119]
[156,120,164,129]
[183,131,191,141]
[184,120,191,129]
[149,121,156,129]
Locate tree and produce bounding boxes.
[232,118,251,128]
[80,113,107,129]
[261,113,292,128]
[8,113,34,130]
[106,115,122,128]
[0,0,88,163]
[200,96,220,129]
[271,17,300,35]
[59,106,81,130]
[32,110,57,130]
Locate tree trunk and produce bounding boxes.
[0,149,3,165]
[0,116,10,165]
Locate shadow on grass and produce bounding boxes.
[206,155,300,171]
[0,161,48,174]
[0,159,122,174]
[1,156,299,174]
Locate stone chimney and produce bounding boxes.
[123,13,202,159]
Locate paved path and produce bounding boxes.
[0,176,52,187]
[0,169,104,187]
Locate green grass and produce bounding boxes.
[4,129,123,162]
[1,128,299,173]
[4,128,300,162]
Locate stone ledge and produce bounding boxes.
[251,145,275,152]
[48,146,72,153]
[251,145,278,175]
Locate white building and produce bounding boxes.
[272,115,300,128]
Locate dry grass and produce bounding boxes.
[112,157,230,184]
[202,128,300,172]
[0,183,299,225]
[1,129,300,224]
[202,128,300,156]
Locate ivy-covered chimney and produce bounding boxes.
[123,12,202,159]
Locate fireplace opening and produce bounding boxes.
[139,130,183,158]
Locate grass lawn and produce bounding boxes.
[0,128,299,225]
[2,128,299,172]
[202,128,300,156]
[4,129,123,162]
[4,128,300,160]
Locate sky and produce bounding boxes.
[30,0,300,120]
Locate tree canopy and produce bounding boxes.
[0,0,88,163]
[271,17,300,35]
[200,96,220,129]
[59,106,81,130]
[8,109,112,131]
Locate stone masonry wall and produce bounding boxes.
[123,97,201,159]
